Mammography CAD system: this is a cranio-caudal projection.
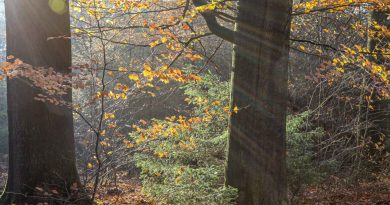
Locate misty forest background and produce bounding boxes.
[0,0,389,204]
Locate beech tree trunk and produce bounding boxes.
[1,0,88,204]
[225,0,291,204]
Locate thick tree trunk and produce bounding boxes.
[1,0,88,204]
[226,0,291,204]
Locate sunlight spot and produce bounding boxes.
[48,0,67,15]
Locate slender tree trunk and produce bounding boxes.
[366,9,390,160]
[1,0,89,204]
[226,0,291,204]
[367,9,390,137]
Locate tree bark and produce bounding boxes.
[1,0,89,204]
[225,0,291,204]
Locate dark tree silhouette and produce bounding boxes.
[1,0,89,204]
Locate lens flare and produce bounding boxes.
[48,0,67,15]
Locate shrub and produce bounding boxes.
[287,111,337,195]
[131,72,337,204]
[131,73,237,205]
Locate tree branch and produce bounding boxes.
[290,38,338,51]
[192,0,235,43]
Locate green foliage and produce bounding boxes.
[131,73,338,204]
[286,111,337,194]
[131,73,237,205]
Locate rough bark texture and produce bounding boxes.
[226,0,291,204]
[1,0,88,204]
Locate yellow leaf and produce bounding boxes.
[126,143,135,149]
[144,63,152,71]
[233,106,240,114]
[143,70,154,80]
[136,135,146,144]
[118,67,128,72]
[149,40,159,48]
[156,151,168,158]
[128,73,139,81]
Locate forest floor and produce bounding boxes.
[93,178,154,205]
[0,164,389,204]
[0,165,153,205]
[295,175,390,205]
[95,175,389,205]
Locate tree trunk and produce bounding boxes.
[226,0,291,204]
[1,0,88,204]
[366,9,390,162]
[367,9,390,137]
